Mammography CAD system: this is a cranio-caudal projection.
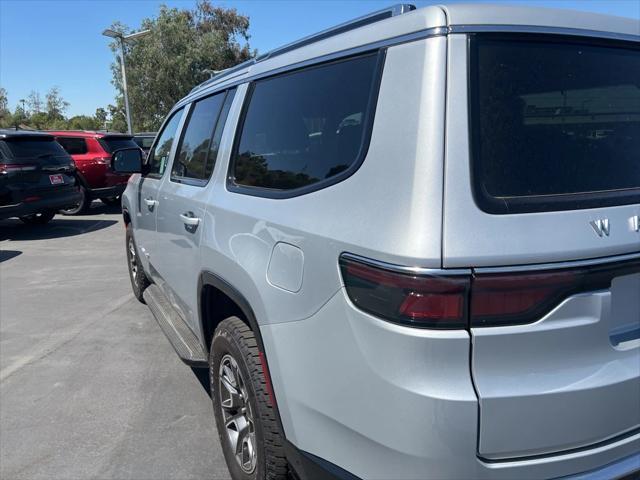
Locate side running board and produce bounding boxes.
[144,284,208,367]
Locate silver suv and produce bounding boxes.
[116,4,640,479]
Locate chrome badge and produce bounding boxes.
[590,218,610,237]
[630,215,640,233]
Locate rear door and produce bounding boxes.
[444,33,640,459]
[154,89,235,331]
[134,108,184,265]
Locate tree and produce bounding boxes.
[107,0,253,131]
[11,104,28,127]
[0,88,12,128]
[45,87,69,121]
[107,98,128,132]
[27,90,43,115]
[94,108,108,129]
[67,115,101,130]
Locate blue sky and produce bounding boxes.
[1,0,638,117]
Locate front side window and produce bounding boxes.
[470,34,640,213]
[171,92,226,182]
[147,108,184,176]
[230,52,381,195]
[56,137,87,155]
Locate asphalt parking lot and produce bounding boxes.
[0,203,230,480]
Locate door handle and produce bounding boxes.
[180,213,200,226]
[143,197,157,211]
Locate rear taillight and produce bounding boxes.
[340,255,469,329]
[471,258,640,327]
[0,163,37,174]
[341,254,640,330]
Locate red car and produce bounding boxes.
[51,131,140,214]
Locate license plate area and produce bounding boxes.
[49,174,64,185]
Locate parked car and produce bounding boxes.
[51,130,140,214]
[0,130,81,224]
[133,132,156,153]
[117,4,640,480]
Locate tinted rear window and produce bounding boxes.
[1,137,68,160]
[99,137,139,153]
[470,35,640,213]
[56,137,88,155]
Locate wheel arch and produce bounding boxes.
[198,270,266,355]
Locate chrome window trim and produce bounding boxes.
[340,253,472,276]
[474,252,640,274]
[449,24,640,43]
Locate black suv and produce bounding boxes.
[0,130,81,224]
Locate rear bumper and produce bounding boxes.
[261,288,640,480]
[0,188,82,220]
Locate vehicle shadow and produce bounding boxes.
[84,201,123,216]
[0,217,118,241]
[0,250,22,263]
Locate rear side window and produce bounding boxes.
[147,108,184,176]
[470,35,640,213]
[1,137,68,160]
[230,52,382,196]
[56,137,87,155]
[99,137,139,154]
[171,89,235,183]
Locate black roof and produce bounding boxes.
[0,129,54,140]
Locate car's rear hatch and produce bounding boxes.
[0,134,76,206]
[443,32,640,459]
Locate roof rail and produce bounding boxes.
[190,3,415,94]
[257,4,415,62]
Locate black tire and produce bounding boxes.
[60,186,90,215]
[19,210,56,225]
[210,317,287,480]
[125,223,149,303]
[100,196,121,207]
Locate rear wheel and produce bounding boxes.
[19,210,56,225]
[126,223,149,302]
[60,186,89,215]
[210,318,287,480]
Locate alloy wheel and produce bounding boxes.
[218,354,257,474]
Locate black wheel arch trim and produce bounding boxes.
[198,270,265,354]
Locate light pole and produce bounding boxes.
[102,28,150,134]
